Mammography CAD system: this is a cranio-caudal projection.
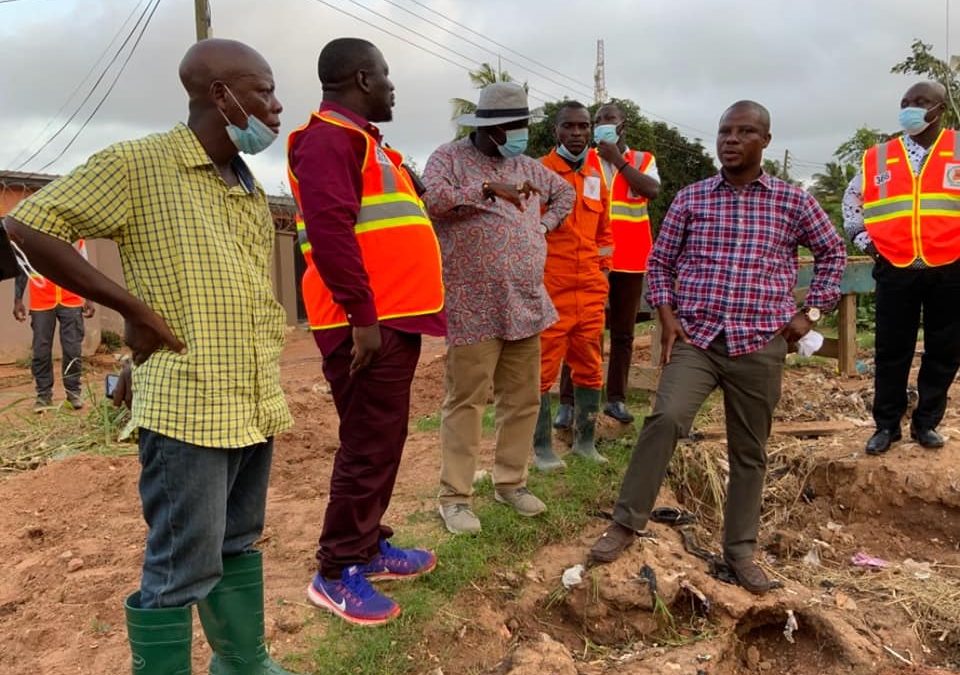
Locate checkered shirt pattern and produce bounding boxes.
[646,172,846,357]
[10,124,292,448]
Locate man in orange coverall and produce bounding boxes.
[534,100,613,471]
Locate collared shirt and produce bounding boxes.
[422,137,575,346]
[842,133,930,269]
[541,149,614,278]
[647,171,845,357]
[9,124,292,448]
[289,101,446,356]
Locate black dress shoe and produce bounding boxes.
[603,400,635,424]
[865,428,901,455]
[911,426,945,449]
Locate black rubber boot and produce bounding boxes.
[573,387,607,463]
[533,393,566,472]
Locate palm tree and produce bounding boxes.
[450,63,519,140]
[810,161,857,203]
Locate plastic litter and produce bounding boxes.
[802,545,822,567]
[796,330,824,357]
[902,558,932,580]
[561,564,584,589]
[783,609,799,644]
[850,552,889,569]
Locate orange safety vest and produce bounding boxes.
[286,110,444,330]
[862,129,960,267]
[28,239,86,311]
[586,147,656,273]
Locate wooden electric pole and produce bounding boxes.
[195,0,211,41]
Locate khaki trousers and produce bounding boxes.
[439,335,540,504]
[613,334,786,560]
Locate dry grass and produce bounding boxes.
[666,437,819,533]
[0,392,132,473]
[783,561,960,659]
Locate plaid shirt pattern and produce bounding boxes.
[647,172,845,357]
[10,124,292,448]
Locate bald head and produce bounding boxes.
[318,37,379,90]
[721,100,770,134]
[903,80,947,106]
[179,38,271,100]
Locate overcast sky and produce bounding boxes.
[0,0,956,194]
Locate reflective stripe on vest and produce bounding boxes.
[287,111,444,330]
[587,148,655,272]
[861,129,960,267]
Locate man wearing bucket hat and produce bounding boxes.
[423,82,575,534]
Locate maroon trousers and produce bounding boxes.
[315,327,422,578]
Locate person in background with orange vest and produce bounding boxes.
[844,81,960,456]
[287,37,445,626]
[13,239,94,412]
[554,103,662,429]
[535,101,614,470]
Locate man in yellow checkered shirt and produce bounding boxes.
[4,39,299,674]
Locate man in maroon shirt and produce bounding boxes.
[287,37,445,625]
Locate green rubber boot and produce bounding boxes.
[198,552,299,674]
[533,393,566,472]
[573,387,607,463]
[125,591,192,675]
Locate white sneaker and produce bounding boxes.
[438,503,482,535]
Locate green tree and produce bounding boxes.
[526,97,715,225]
[450,63,522,140]
[891,39,960,129]
[834,127,894,166]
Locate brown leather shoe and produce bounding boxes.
[725,557,775,595]
[589,522,636,563]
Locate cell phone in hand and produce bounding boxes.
[105,374,120,398]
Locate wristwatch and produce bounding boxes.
[801,306,821,322]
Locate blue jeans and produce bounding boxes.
[138,429,273,608]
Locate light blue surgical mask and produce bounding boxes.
[556,143,587,164]
[495,127,529,158]
[898,105,937,136]
[220,86,278,155]
[593,124,619,145]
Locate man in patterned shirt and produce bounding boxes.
[4,39,298,673]
[423,83,575,535]
[588,101,845,594]
[843,81,960,455]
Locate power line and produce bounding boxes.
[339,0,567,103]
[376,0,595,101]
[403,0,593,91]
[36,0,161,172]
[308,0,551,106]
[14,0,157,171]
[7,0,150,168]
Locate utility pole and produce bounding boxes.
[594,39,607,105]
[782,148,791,181]
[195,0,211,41]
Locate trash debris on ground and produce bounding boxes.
[650,506,696,526]
[803,544,822,567]
[783,609,799,644]
[902,558,932,580]
[850,552,889,569]
[680,579,712,615]
[561,564,584,589]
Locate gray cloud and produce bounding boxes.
[0,0,955,191]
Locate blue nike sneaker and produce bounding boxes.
[306,565,400,626]
[357,538,437,581]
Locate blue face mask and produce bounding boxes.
[220,86,278,155]
[556,144,587,163]
[593,124,619,145]
[898,107,932,136]
[495,127,529,158]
